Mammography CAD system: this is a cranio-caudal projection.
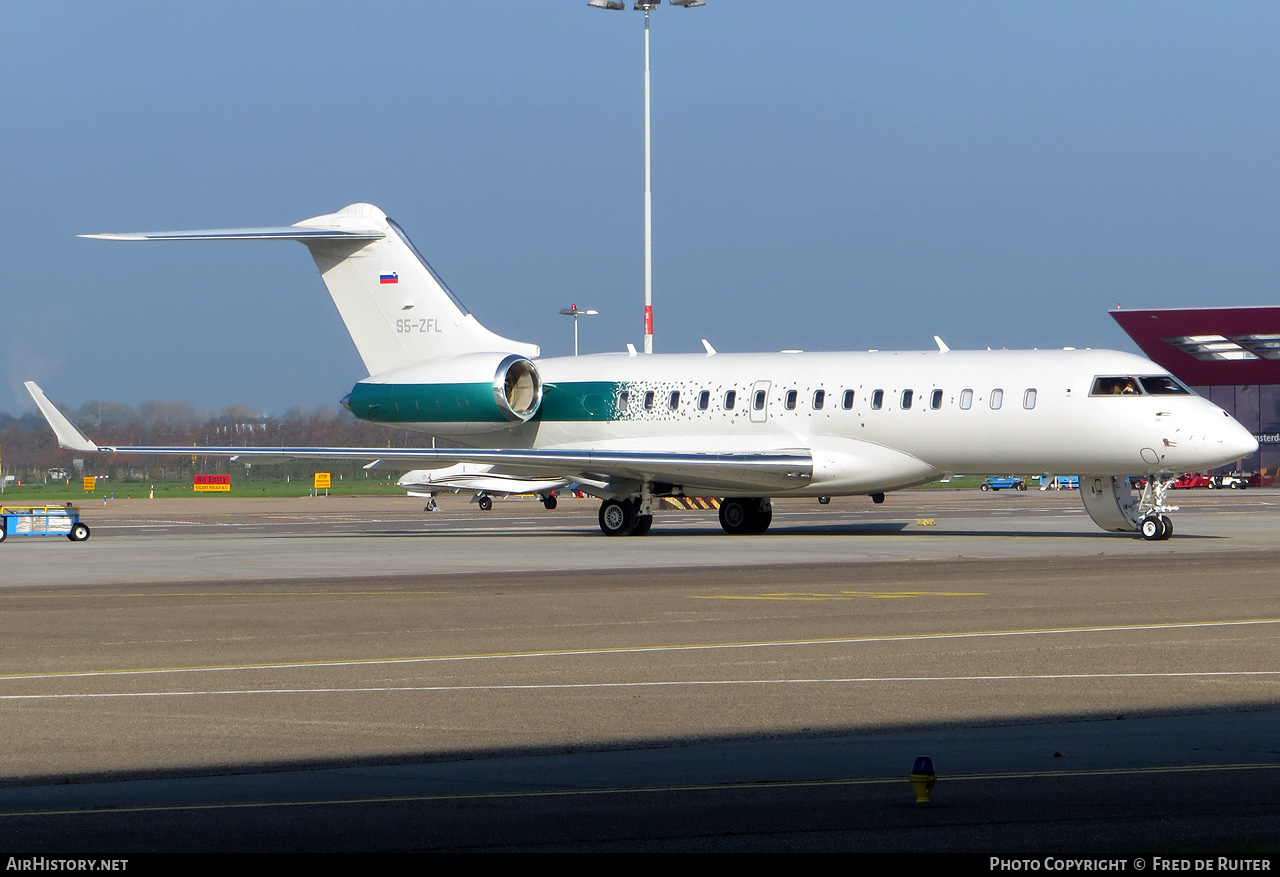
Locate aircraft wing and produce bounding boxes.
[25,382,812,494]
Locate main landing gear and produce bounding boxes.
[598,498,654,536]
[718,498,773,534]
[596,495,775,536]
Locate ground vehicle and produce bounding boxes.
[980,476,1025,491]
[1209,473,1249,489]
[1039,476,1080,490]
[0,505,90,543]
[1171,473,1211,489]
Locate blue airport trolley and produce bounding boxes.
[0,505,90,543]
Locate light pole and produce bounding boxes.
[588,0,704,354]
[559,304,599,356]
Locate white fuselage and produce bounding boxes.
[378,347,1256,496]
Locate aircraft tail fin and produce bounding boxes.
[82,203,539,376]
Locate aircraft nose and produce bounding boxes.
[1220,415,1259,461]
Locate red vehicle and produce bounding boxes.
[1171,473,1211,489]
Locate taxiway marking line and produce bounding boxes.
[2,763,1276,819]
[4,670,1280,700]
[694,590,986,600]
[1,618,1276,682]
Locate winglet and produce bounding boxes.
[933,335,950,353]
[23,382,100,453]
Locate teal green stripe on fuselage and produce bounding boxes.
[540,381,626,422]
[347,380,627,424]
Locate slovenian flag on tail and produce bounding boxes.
[379,272,398,284]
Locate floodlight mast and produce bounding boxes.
[559,304,600,356]
[589,0,704,354]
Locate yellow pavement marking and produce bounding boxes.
[694,590,985,600]
[5,670,1280,701]
[0,590,452,600]
[0,618,1277,683]
[2,763,1276,819]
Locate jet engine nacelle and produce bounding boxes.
[344,352,543,435]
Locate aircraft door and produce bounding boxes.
[750,380,771,423]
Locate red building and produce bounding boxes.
[1111,306,1280,477]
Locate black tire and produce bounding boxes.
[0,524,6,543]
[630,514,653,536]
[599,499,637,536]
[543,494,558,510]
[980,483,990,491]
[68,523,90,542]
[1140,515,1164,541]
[1157,516,1173,540]
[719,499,751,534]
[817,496,831,505]
[746,505,773,534]
[1017,482,1026,491]
[477,496,492,511]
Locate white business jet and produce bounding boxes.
[27,203,1257,540]
[393,463,569,512]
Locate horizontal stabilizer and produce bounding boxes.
[80,227,383,242]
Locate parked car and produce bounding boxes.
[981,476,1026,491]
[1171,473,1211,489]
[1209,473,1249,489]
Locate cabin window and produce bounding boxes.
[669,390,680,410]
[930,389,943,410]
[1091,376,1140,396]
[1023,388,1037,409]
[618,390,630,411]
[813,389,825,410]
[871,389,884,410]
[960,389,973,410]
[901,389,913,410]
[1138,376,1191,395]
[784,390,798,410]
[842,389,855,409]
[697,390,710,410]
[644,390,655,410]
[753,389,767,410]
[724,390,737,410]
[990,389,1004,410]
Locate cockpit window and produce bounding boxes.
[1091,376,1142,396]
[1138,375,1191,395]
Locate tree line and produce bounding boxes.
[0,401,436,482]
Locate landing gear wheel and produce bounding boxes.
[719,498,771,534]
[599,499,638,536]
[818,496,831,505]
[630,515,653,536]
[68,523,90,542]
[477,496,493,511]
[746,505,773,533]
[542,494,558,510]
[1157,515,1173,540]
[719,499,750,534]
[1140,515,1166,541]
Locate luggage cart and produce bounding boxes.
[0,505,90,543]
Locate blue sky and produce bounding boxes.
[5,1,1280,414]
